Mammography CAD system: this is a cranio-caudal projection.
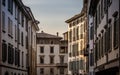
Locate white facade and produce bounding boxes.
[0,0,39,75]
[36,32,68,75]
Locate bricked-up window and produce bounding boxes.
[2,11,5,31]
[113,14,119,49]
[40,68,44,74]
[50,56,54,64]
[2,40,7,62]
[40,46,44,53]
[40,56,44,64]
[50,46,54,53]
[8,0,13,14]
[50,68,54,75]
[2,0,6,6]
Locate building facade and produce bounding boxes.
[88,0,120,75]
[36,32,68,75]
[26,7,40,75]
[0,0,39,75]
[65,1,88,75]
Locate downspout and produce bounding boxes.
[0,0,2,74]
[31,23,33,75]
[118,0,120,75]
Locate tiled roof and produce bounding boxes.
[37,32,62,39]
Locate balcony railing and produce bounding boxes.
[56,63,68,67]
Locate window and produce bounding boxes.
[106,27,111,51]
[108,0,112,6]
[79,59,84,70]
[50,68,54,75]
[40,56,44,64]
[50,46,54,53]
[2,0,6,6]
[8,0,13,14]
[101,0,104,18]
[69,30,72,42]
[90,26,94,40]
[15,25,17,41]
[113,14,119,49]
[40,68,44,74]
[8,44,14,64]
[40,46,44,53]
[60,56,64,63]
[50,56,54,64]
[15,4,17,19]
[8,17,13,36]
[90,53,94,66]
[18,50,20,66]
[15,48,18,65]
[5,71,9,75]
[2,40,7,62]
[76,27,79,40]
[21,13,24,27]
[26,36,28,49]
[2,11,5,32]
[26,19,28,31]
[21,32,24,46]
[60,68,64,74]
[22,52,24,67]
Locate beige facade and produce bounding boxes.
[88,0,120,75]
[65,1,88,75]
[36,32,68,75]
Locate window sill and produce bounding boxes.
[8,34,13,39]
[2,30,6,33]
[114,45,118,50]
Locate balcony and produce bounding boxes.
[56,63,68,67]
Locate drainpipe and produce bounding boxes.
[0,0,1,74]
[118,0,120,75]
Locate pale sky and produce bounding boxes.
[22,0,83,36]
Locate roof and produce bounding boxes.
[65,8,86,23]
[37,32,62,39]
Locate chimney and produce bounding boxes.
[56,32,59,36]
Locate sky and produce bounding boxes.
[22,0,83,36]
